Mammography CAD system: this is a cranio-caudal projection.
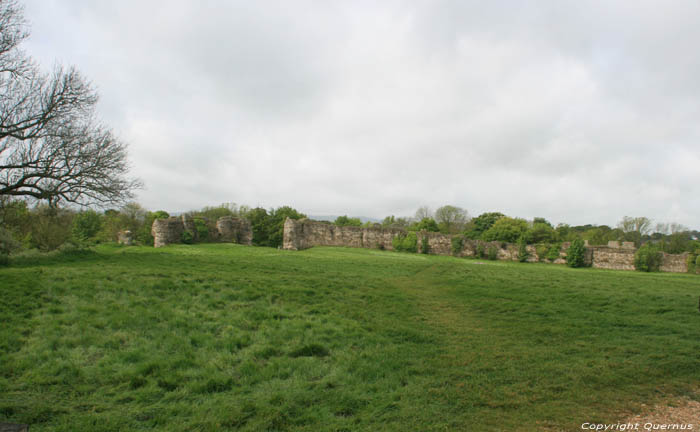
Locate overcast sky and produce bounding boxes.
[22,0,700,228]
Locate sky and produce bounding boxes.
[21,0,700,228]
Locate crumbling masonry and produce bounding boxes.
[282,218,690,273]
[152,215,252,248]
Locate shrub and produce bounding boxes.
[421,235,429,254]
[392,232,417,253]
[535,244,549,262]
[28,206,74,251]
[634,243,662,272]
[696,255,700,274]
[334,215,362,227]
[517,237,529,262]
[546,243,562,261]
[0,227,21,256]
[487,245,498,261]
[409,217,440,232]
[181,230,194,244]
[687,254,697,273]
[451,235,464,256]
[567,238,586,268]
[475,242,486,258]
[194,218,209,241]
[71,210,103,242]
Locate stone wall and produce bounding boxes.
[282,218,691,274]
[152,215,252,248]
[660,252,690,273]
[588,246,636,271]
[217,217,253,245]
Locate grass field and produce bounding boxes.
[1,244,699,431]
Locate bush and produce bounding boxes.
[518,237,529,262]
[181,230,194,244]
[392,232,417,253]
[475,242,486,259]
[546,243,562,261]
[334,215,362,227]
[535,244,549,262]
[687,254,697,273]
[194,218,209,241]
[486,245,498,261]
[634,243,662,272]
[71,210,103,242]
[696,255,700,274]
[0,227,21,256]
[28,206,74,251]
[567,238,586,268]
[451,235,464,256]
[421,235,429,254]
[409,217,440,232]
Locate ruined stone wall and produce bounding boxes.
[282,218,403,251]
[588,246,636,271]
[152,215,252,248]
[282,218,691,273]
[660,252,689,273]
[217,217,253,245]
[152,217,185,248]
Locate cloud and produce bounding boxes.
[22,0,700,228]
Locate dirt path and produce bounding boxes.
[622,396,700,429]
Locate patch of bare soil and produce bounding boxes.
[623,397,700,429]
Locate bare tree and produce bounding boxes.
[0,0,140,207]
[414,206,432,221]
[618,216,652,236]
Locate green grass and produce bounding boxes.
[1,244,699,431]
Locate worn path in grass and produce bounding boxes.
[391,258,700,430]
[0,245,699,431]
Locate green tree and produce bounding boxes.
[334,215,362,227]
[464,212,504,239]
[268,206,306,248]
[525,222,557,244]
[409,217,440,232]
[245,207,271,247]
[71,210,103,241]
[482,217,528,243]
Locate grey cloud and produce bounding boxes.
[20,0,700,228]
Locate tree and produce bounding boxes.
[71,209,102,241]
[381,215,410,229]
[434,205,469,234]
[0,0,140,207]
[464,212,504,239]
[409,217,439,232]
[334,215,362,227]
[618,216,652,246]
[524,221,557,244]
[414,206,432,221]
[482,217,528,243]
[268,206,305,248]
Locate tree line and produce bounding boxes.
[331,206,699,255]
